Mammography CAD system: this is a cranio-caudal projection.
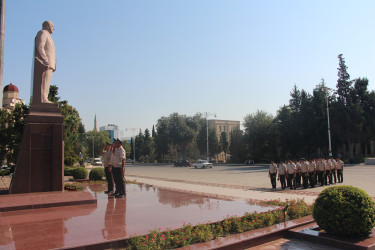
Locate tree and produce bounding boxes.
[48,85,87,166]
[0,103,29,164]
[229,127,245,163]
[243,110,276,162]
[86,130,111,159]
[219,132,229,160]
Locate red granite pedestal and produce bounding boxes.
[10,103,65,194]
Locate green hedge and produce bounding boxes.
[64,167,74,176]
[71,167,88,180]
[89,167,105,181]
[0,169,10,176]
[313,185,375,237]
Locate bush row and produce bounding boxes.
[127,199,312,249]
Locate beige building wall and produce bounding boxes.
[207,119,240,162]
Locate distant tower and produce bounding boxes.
[94,114,97,131]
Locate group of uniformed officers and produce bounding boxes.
[268,158,344,190]
[100,139,126,198]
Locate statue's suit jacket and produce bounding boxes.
[35,30,56,71]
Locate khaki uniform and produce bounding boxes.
[318,161,326,186]
[331,159,337,183]
[287,163,296,190]
[111,146,126,195]
[102,150,114,192]
[300,162,309,189]
[278,164,287,189]
[295,162,302,188]
[308,161,316,188]
[269,163,278,188]
[325,160,332,185]
[337,160,344,183]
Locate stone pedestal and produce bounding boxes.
[10,103,64,194]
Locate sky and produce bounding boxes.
[2,0,375,137]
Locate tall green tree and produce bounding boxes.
[0,103,29,164]
[229,127,245,163]
[244,110,276,162]
[219,132,229,160]
[48,85,86,166]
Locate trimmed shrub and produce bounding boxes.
[71,167,88,180]
[64,167,74,176]
[313,185,375,237]
[89,167,105,181]
[0,169,10,176]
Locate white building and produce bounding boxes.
[99,124,123,143]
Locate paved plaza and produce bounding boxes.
[125,163,375,204]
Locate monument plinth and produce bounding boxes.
[10,103,64,194]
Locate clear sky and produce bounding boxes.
[3,0,375,137]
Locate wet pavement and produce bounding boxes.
[0,183,275,250]
[246,237,343,250]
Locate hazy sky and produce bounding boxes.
[3,1,375,137]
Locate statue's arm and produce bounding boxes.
[35,31,49,67]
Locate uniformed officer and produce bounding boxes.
[295,160,302,188]
[101,142,114,194]
[317,158,326,186]
[278,161,287,189]
[308,159,316,188]
[330,158,337,184]
[269,161,278,188]
[286,160,296,190]
[336,157,344,183]
[111,138,126,198]
[300,158,309,189]
[324,158,332,185]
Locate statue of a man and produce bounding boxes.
[32,21,56,105]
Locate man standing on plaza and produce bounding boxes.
[308,159,316,188]
[317,158,326,186]
[325,158,332,185]
[300,158,309,189]
[330,157,337,184]
[101,143,114,194]
[268,161,278,188]
[111,139,126,198]
[278,161,287,189]
[336,157,344,183]
[286,160,296,190]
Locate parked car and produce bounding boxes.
[245,160,254,165]
[174,160,191,167]
[91,158,103,166]
[193,160,213,169]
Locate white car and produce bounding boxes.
[194,160,213,169]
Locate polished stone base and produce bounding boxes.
[10,103,64,194]
[0,191,97,212]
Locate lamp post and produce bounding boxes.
[316,83,333,157]
[204,112,217,161]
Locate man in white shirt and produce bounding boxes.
[269,161,278,188]
[111,139,126,198]
[278,161,287,189]
[101,143,114,194]
[336,157,344,183]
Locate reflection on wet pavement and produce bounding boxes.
[0,183,275,249]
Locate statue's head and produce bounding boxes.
[42,21,55,34]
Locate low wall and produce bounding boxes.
[365,158,375,165]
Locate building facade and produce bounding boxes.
[99,124,123,143]
[2,83,25,110]
[207,119,240,162]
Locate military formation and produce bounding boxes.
[100,139,126,198]
[268,158,344,190]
